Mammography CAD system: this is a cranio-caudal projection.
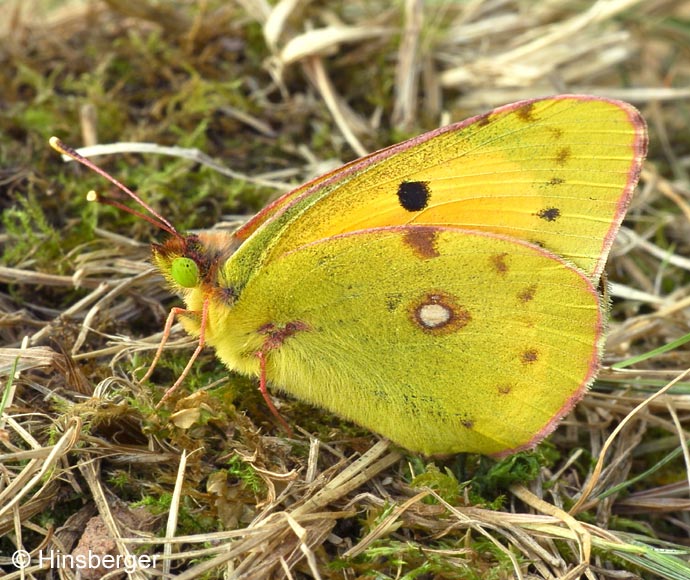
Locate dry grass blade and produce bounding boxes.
[0,418,82,535]
[572,367,690,515]
[152,442,399,579]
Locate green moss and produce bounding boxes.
[343,536,520,579]
[410,463,462,504]
[2,192,63,268]
[471,451,546,498]
[225,454,265,494]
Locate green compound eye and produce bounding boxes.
[171,257,199,288]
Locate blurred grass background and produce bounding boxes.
[2,0,690,578]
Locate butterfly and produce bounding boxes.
[52,95,647,457]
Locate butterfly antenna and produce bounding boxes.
[49,136,181,239]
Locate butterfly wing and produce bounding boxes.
[232,96,646,286]
[154,95,644,455]
[207,226,602,456]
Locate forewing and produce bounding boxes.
[234,96,646,285]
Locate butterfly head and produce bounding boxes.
[151,232,233,292]
[152,234,204,290]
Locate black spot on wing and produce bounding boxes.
[537,207,561,222]
[398,181,431,212]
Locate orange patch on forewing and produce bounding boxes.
[555,146,572,166]
[410,291,471,335]
[490,252,509,275]
[516,102,537,123]
[403,227,440,259]
[518,284,537,303]
[521,349,539,364]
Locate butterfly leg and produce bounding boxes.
[144,298,209,408]
[257,350,294,436]
[141,306,187,383]
[253,321,309,435]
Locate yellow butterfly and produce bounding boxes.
[52,95,647,457]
